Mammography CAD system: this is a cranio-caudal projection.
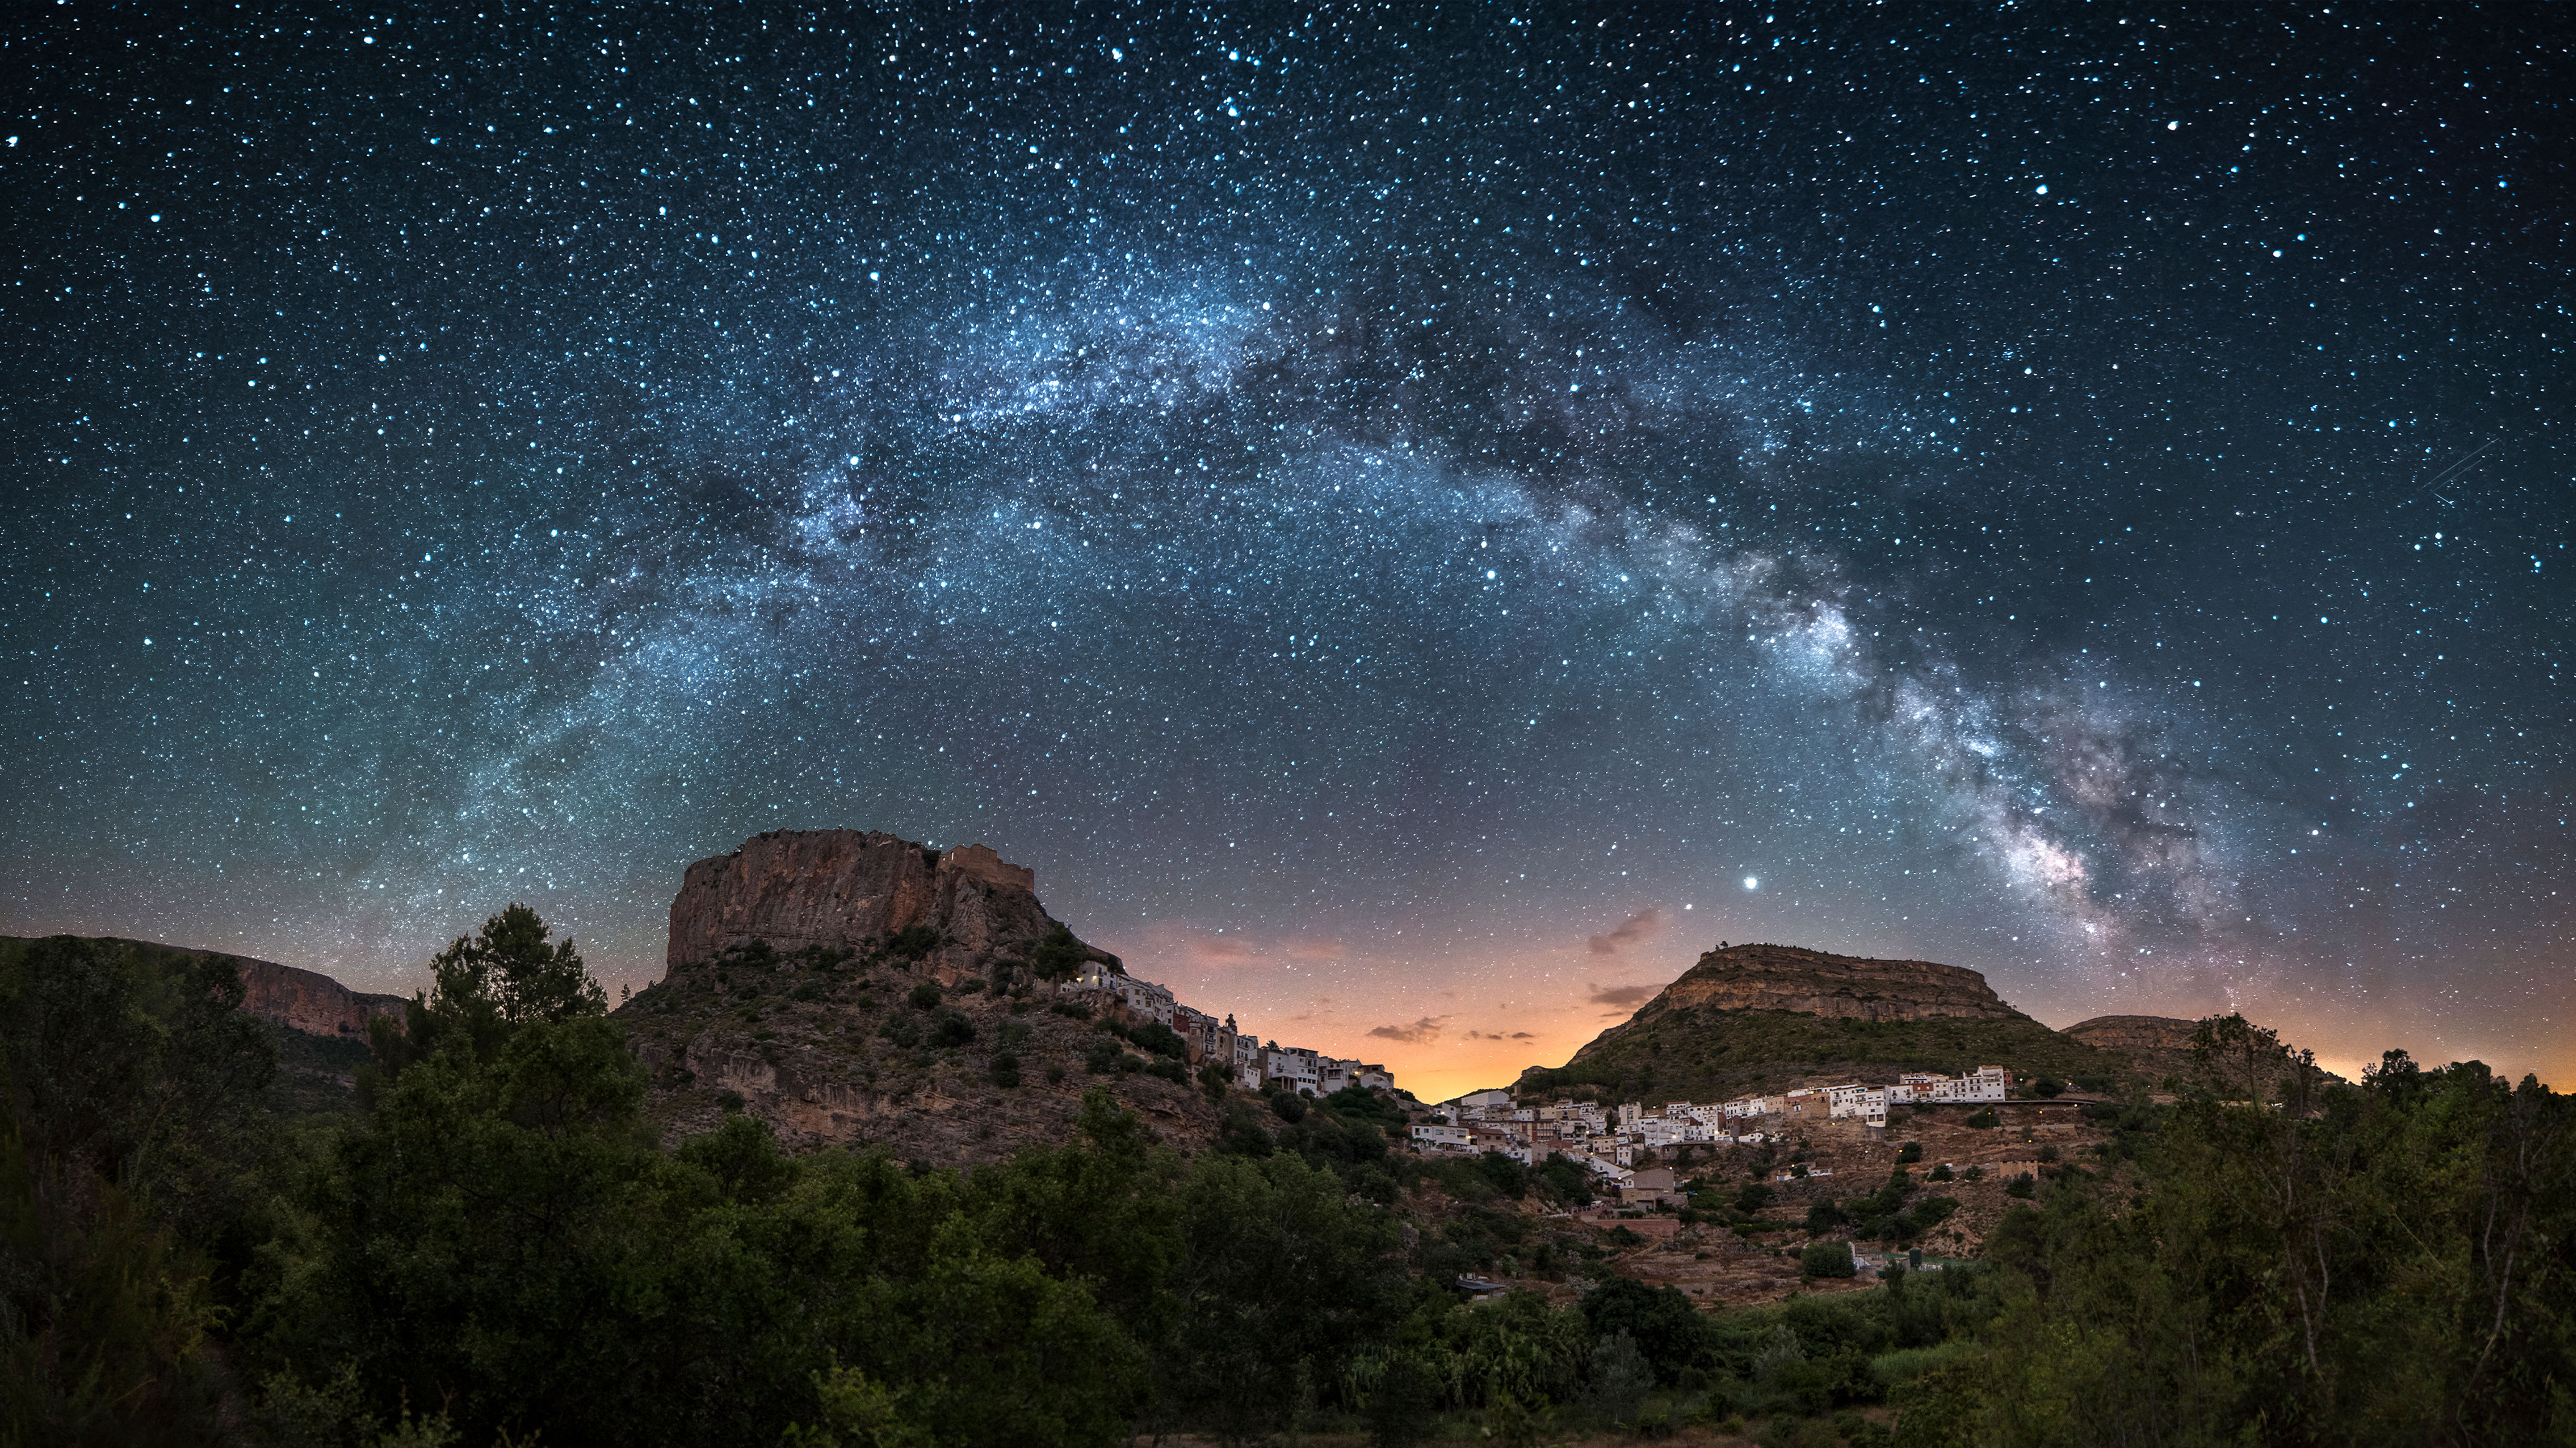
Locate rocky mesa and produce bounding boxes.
[665,829,1113,983]
[631,829,1193,1162]
[1527,942,2129,1102]
[1637,943,2026,1024]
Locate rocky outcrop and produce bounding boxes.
[1630,943,2022,1026]
[664,829,1113,982]
[236,957,409,1038]
[20,937,407,1039]
[1529,941,2126,1102]
[2061,1015,2200,1056]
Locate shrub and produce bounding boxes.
[1147,1057,1187,1084]
[931,1012,976,1048]
[1735,1182,1777,1214]
[1049,998,1093,1020]
[907,982,943,1011]
[1536,1153,1595,1205]
[1473,1150,1530,1200]
[1965,1109,1999,1130]
[1799,1240,1856,1279]
[990,1052,1020,1088]
[2032,1077,2065,1098]
[2005,1174,2036,1199]
[1128,1021,1186,1058]
[886,925,940,961]
[1027,924,1088,979]
[1268,1092,1308,1123]
[1895,1140,1922,1164]
[878,1018,921,1048]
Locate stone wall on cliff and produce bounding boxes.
[1633,943,2022,1027]
[664,829,1109,982]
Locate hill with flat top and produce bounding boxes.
[1519,942,2133,1102]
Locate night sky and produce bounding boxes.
[7,3,2570,1100]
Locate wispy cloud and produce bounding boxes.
[1587,982,1656,1008]
[1368,1016,1448,1043]
[1586,909,1661,956]
[1189,935,1257,965]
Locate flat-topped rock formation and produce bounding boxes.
[1528,941,2124,1103]
[664,829,1113,983]
[2061,1015,2199,1056]
[1633,943,2024,1027]
[632,829,1215,1161]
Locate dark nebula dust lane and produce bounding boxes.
[5,3,2569,1096]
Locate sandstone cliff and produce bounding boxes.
[236,956,409,1038]
[633,829,1183,1160]
[665,830,1111,983]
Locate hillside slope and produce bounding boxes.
[1521,942,2133,1102]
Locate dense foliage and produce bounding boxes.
[4,927,2571,1446]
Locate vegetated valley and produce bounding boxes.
[3,910,2569,1447]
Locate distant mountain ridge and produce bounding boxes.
[0,935,405,1038]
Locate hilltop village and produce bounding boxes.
[1071,959,1396,1097]
[1414,1067,2010,1179]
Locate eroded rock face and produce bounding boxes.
[230,956,406,1038]
[664,829,1104,982]
[1641,943,2021,1024]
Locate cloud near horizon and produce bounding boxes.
[1586,909,1661,956]
[1587,982,1657,1009]
[1368,1016,1449,1044]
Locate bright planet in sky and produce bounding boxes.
[3,4,2567,1102]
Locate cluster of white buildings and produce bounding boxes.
[1071,963,1396,1096]
[1408,1066,2011,1184]
[1822,1066,2009,1128]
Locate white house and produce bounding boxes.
[1263,1042,1321,1094]
[1411,1123,1472,1153]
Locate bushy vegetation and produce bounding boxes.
[6,927,2572,1446]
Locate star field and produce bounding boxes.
[5,3,2570,1097]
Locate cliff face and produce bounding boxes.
[665,829,1111,982]
[633,829,1195,1162]
[1619,943,2023,1031]
[236,957,409,1038]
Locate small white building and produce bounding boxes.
[1263,1042,1321,1094]
[1412,1123,1472,1153]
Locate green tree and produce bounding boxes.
[367,904,605,1082]
[1161,1151,1403,1440]
[1579,1276,1706,1385]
